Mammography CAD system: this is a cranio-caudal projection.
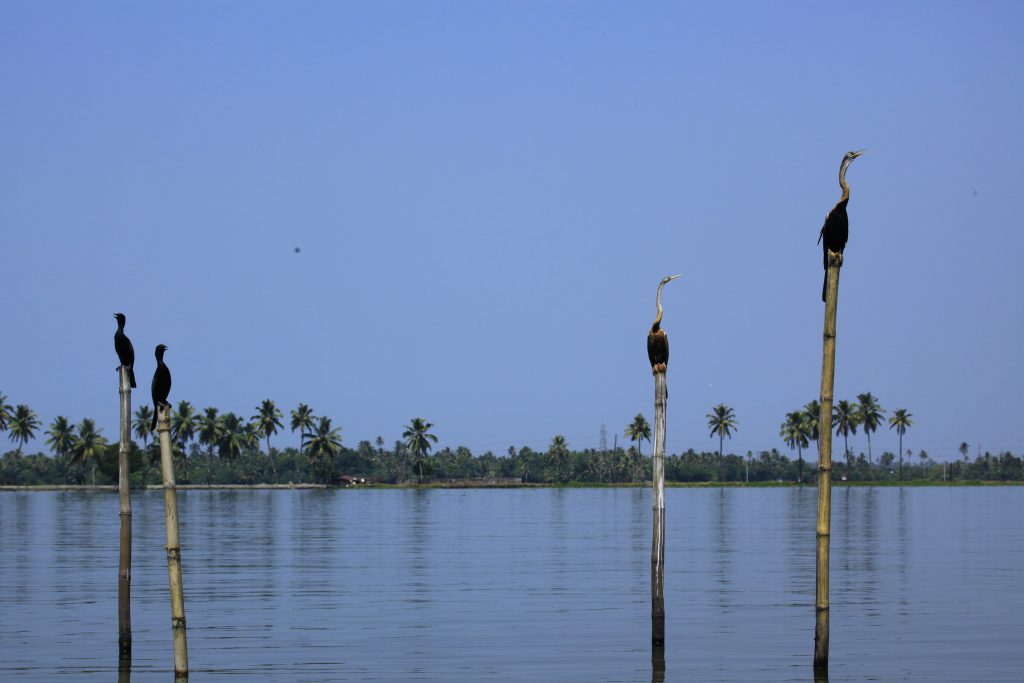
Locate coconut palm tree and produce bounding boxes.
[403,418,438,484]
[888,408,913,481]
[304,416,343,483]
[624,414,652,482]
[133,405,154,448]
[290,404,315,455]
[45,416,76,461]
[780,411,812,483]
[7,404,40,456]
[252,399,283,451]
[832,400,860,472]
[856,392,885,465]
[706,404,738,467]
[0,391,12,434]
[196,407,223,481]
[216,413,245,462]
[804,400,821,443]
[71,418,108,485]
[171,401,197,481]
[547,434,570,483]
[958,442,970,461]
[252,399,283,477]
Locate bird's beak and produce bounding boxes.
[668,274,683,281]
[852,149,866,158]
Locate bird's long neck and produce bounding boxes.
[838,158,852,203]
[652,284,665,332]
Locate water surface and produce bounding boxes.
[1,487,1021,681]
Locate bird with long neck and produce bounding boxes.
[647,274,682,374]
[817,150,864,301]
[150,344,172,431]
[113,313,137,389]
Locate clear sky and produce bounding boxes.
[3,2,1022,461]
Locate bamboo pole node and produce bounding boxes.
[171,617,187,629]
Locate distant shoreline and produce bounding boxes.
[2,480,1022,492]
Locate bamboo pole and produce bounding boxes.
[117,366,133,663]
[814,257,840,671]
[157,403,189,677]
[651,370,667,647]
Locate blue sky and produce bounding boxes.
[2,2,1022,461]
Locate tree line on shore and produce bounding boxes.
[1,391,1019,487]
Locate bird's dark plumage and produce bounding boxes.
[150,344,171,431]
[817,150,863,302]
[113,313,137,388]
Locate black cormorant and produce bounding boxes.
[150,344,171,431]
[113,313,137,388]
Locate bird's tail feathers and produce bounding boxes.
[129,367,137,389]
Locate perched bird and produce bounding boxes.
[647,274,682,374]
[113,313,137,388]
[150,344,172,431]
[818,150,864,301]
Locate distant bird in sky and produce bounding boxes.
[647,274,682,374]
[113,313,137,388]
[150,344,171,431]
[817,150,864,301]
[294,247,301,253]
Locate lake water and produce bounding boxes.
[1,487,1022,682]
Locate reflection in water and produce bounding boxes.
[651,644,666,683]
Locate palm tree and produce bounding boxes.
[958,442,970,462]
[133,405,154,449]
[171,401,197,481]
[45,416,76,461]
[706,404,738,468]
[290,404,315,455]
[403,418,438,484]
[624,414,651,482]
[71,418,108,485]
[252,399,283,477]
[7,404,40,456]
[217,413,245,462]
[804,400,820,440]
[832,400,860,472]
[888,408,913,481]
[196,407,223,482]
[548,435,570,483]
[856,392,885,465]
[304,416,343,483]
[0,391,12,434]
[780,411,812,483]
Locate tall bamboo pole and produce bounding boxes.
[651,370,667,647]
[157,403,189,677]
[117,366,132,662]
[814,257,840,670]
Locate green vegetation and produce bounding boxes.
[1,390,1019,487]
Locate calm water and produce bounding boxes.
[1,487,1022,682]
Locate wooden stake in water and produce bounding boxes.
[814,257,840,671]
[157,403,189,677]
[117,366,132,662]
[651,370,667,647]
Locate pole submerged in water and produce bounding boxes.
[157,403,189,677]
[651,370,667,647]
[117,365,132,663]
[814,257,840,671]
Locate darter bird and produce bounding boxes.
[647,274,682,374]
[818,150,865,302]
[113,313,137,388]
[150,344,171,431]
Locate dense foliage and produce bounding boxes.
[2,391,1019,486]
